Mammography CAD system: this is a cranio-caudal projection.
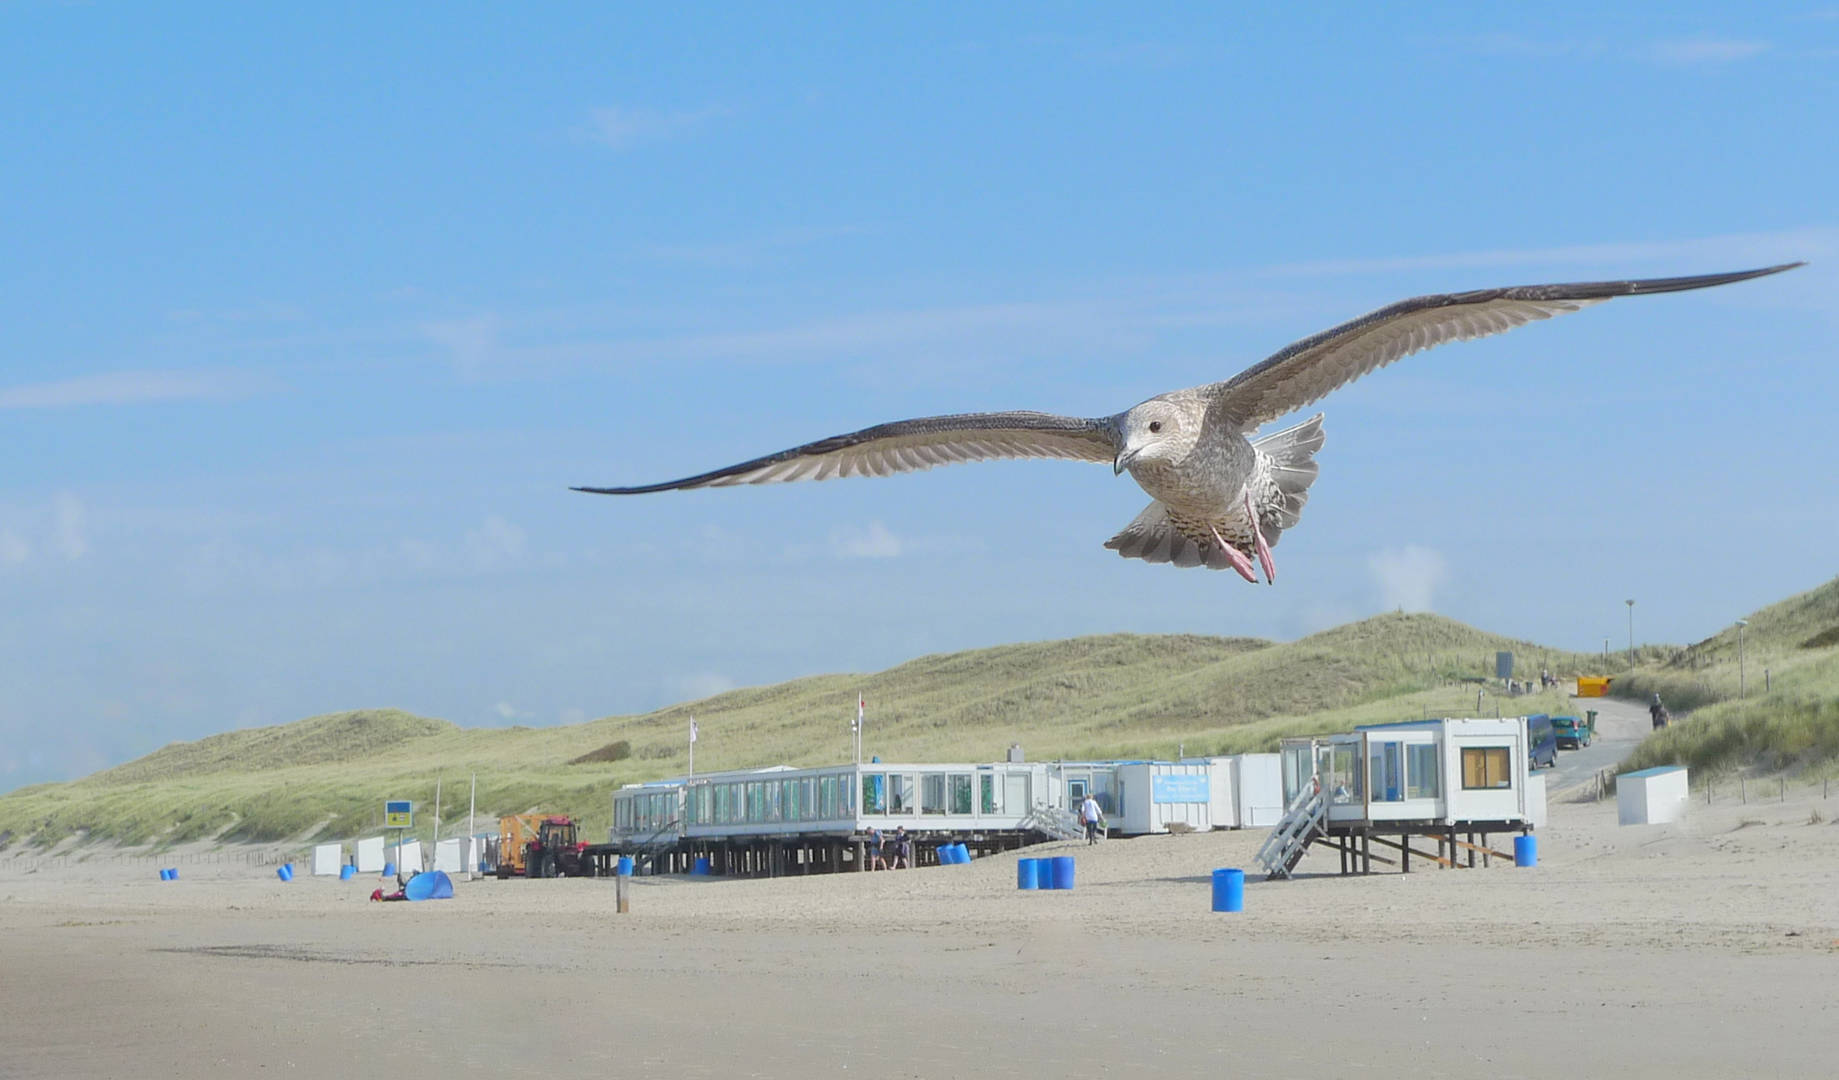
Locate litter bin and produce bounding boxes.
[1211,868,1245,912]
[1514,835,1538,868]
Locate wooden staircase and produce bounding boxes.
[1255,783,1326,879]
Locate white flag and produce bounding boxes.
[855,693,864,733]
[689,718,699,744]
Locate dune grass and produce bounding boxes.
[1617,576,1839,781]
[0,612,1602,851]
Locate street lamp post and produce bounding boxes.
[1736,619,1749,699]
[1625,599,1636,665]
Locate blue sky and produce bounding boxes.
[4,4,1837,788]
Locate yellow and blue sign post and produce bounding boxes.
[384,800,414,829]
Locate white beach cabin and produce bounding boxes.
[1261,717,1542,877]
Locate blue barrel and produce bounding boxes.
[946,844,967,865]
[1211,868,1245,912]
[158,868,171,881]
[166,868,178,881]
[276,863,293,882]
[339,865,356,881]
[381,861,396,878]
[1050,855,1075,890]
[616,856,634,876]
[692,856,711,875]
[957,844,972,862]
[1514,834,1538,868]
[1033,858,1054,889]
[1017,858,1038,889]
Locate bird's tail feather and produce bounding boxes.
[1252,413,1325,536]
[1103,503,1240,571]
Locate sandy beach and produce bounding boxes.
[4,775,1837,1080]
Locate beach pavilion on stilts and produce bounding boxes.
[1257,717,1546,879]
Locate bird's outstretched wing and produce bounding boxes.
[1205,263,1803,430]
[574,411,1120,494]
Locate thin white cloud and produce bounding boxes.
[583,105,733,150]
[464,516,528,571]
[423,314,502,380]
[1369,545,1448,613]
[0,530,28,566]
[830,521,903,559]
[1264,227,1836,280]
[0,369,272,409]
[51,493,87,560]
[1643,37,1770,66]
[1446,33,1606,59]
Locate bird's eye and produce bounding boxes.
[1148,421,1162,433]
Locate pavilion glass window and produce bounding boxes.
[950,774,973,815]
[922,774,948,815]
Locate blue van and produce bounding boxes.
[1525,714,1558,770]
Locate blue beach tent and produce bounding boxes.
[403,870,454,901]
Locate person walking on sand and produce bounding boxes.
[891,826,912,869]
[866,826,887,871]
[1080,792,1104,844]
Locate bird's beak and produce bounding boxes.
[1114,447,1140,476]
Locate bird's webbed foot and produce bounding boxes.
[1243,491,1275,585]
[1208,523,1260,583]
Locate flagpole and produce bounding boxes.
[689,715,696,779]
[467,772,476,882]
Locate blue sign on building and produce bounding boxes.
[1152,774,1209,803]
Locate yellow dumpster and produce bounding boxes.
[1576,676,1612,698]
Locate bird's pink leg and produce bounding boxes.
[1243,491,1275,585]
[1208,523,1259,583]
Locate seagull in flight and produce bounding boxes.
[576,263,1801,582]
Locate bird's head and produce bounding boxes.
[1114,398,1192,475]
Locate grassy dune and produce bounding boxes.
[0,612,1596,850]
[1619,576,1839,780]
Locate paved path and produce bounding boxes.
[1546,695,1655,794]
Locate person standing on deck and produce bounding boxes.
[1080,793,1104,844]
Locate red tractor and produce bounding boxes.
[498,814,591,878]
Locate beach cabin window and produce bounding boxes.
[950,774,974,815]
[1407,744,1440,799]
[1068,779,1088,804]
[1325,743,1363,804]
[1461,746,1512,790]
[819,776,839,819]
[1369,741,1403,802]
[862,774,887,814]
[922,774,948,815]
[784,780,802,821]
[890,774,915,814]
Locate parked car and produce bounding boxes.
[1552,714,1593,750]
[1525,713,1558,769]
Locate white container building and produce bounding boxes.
[1617,765,1689,826]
